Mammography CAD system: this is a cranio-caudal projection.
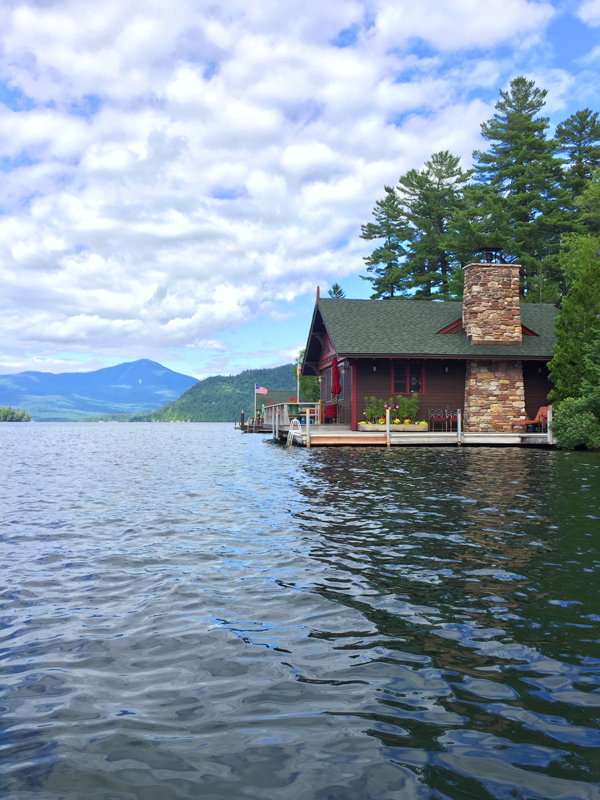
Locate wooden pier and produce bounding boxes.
[236,403,555,448]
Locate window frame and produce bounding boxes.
[391,359,424,395]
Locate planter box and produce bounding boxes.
[358,424,428,432]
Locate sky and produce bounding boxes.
[0,0,599,379]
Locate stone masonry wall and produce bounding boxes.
[464,360,527,432]
[462,263,522,346]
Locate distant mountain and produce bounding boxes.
[0,359,199,421]
[83,364,299,423]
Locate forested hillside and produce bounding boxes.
[82,364,298,422]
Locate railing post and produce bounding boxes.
[386,407,390,447]
[457,409,462,446]
[547,404,553,445]
[275,407,279,440]
[306,408,311,448]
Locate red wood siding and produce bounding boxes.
[354,359,466,422]
[523,361,553,419]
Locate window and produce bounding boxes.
[409,361,422,393]
[393,360,423,394]
[393,360,406,393]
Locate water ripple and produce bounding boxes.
[1,423,599,799]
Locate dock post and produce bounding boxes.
[386,408,390,446]
[457,409,462,446]
[306,408,311,448]
[547,404,553,445]
[241,410,245,431]
[275,408,279,441]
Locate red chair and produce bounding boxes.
[324,404,338,422]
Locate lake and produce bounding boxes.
[1,423,599,800]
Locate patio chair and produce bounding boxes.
[428,408,447,432]
[324,404,338,424]
[511,406,548,432]
[445,409,460,432]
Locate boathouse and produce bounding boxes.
[301,261,557,433]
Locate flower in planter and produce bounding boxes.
[378,417,385,424]
[393,418,401,424]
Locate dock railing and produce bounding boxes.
[263,402,320,436]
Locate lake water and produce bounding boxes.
[1,423,600,800]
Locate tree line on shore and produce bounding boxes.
[0,406,31,421]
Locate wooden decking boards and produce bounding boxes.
[261,425,552,447]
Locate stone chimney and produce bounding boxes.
[462,262,521,346]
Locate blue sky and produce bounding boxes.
[0,0,599,379]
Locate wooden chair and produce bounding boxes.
[511,406,548,432]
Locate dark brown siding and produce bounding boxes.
[355,358,466,422]
[523,361,553,419]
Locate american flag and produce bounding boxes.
[255,385,268,395]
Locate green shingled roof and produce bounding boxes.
[317,298,558,359]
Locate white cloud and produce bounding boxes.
[0,0,568,371]
[577,0,600,26]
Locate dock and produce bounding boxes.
[245,403,555,447]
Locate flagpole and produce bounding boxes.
[254,385,257,422]
[296,357,300,401]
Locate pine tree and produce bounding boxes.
[360,188,406,298]
[548,234,600,402]
[327,283,346,298]
[579,168,600,234]
[556,110,600,198]
[472,76,571,296]
[361,151,470,299]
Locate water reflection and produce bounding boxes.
[297,447,600,796]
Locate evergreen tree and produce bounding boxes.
[548,234,600,402]
[360,188,406,298]
[579,168,600,234]
[327,283,346,298]
[556,109,600,198]
[361,151,470,299]
[472,76,571,296]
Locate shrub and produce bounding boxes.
[553,397,600,450]
[395,394,419,421]
[363,396,386,423]
[364,393,420,423]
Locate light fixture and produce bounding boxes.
[444,365,449,373]
[372,364,377,372]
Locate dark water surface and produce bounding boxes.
[2,423,600,800]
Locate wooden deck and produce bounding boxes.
[240,403,555,447]
[278,425,552,447]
